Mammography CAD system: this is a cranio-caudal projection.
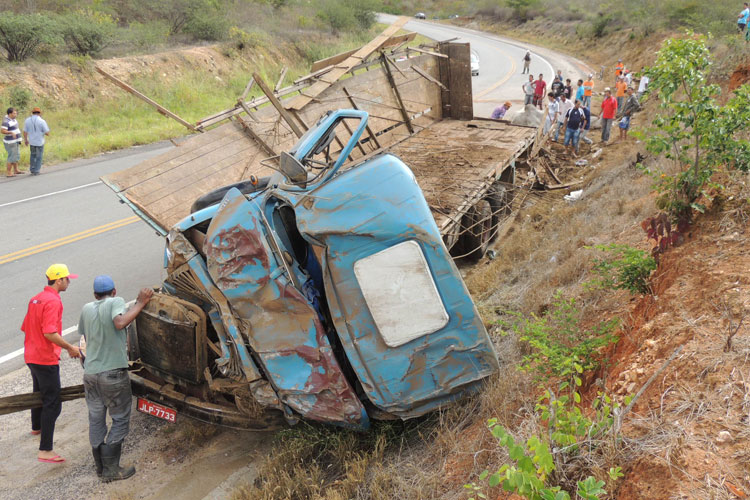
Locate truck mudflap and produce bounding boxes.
[129,367,287,431]
[284,151,500,418]
[203,187,370,429]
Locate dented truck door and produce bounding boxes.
[203,187,368,428]
[291,153,500,418]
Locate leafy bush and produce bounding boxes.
[59,10,116,56]
[0,12,60,62]
[126,21,170,50]
[588,244,656,294]
[227,26,266,51]
[316,0,379,34]
[183,13,229,41]
[3,85,33,110]
[499,293,619,385]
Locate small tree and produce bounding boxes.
[59,10,115,56]
[640,34,750,219]
[0,13,59,62]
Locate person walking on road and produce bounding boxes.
[523,75,535,105]
[543,93,559,135]
[533,74,547,109]
[563,99,587,158]
[582,74,594,109]
[22,263,81,464]
[600,87,618,144]
[738,3,749,33]
[2,107,23,177]
[80,276,153,482]
[23,107,50,176]
[522,51,531,74]
[618,87,641,142]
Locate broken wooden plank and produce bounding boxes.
[342,86,381,150]
[545,179,584,190]
[380,53,414,134]
[96,66,199,132]
[233,115,276,157]
[238,100,260,122]
[239,76,255,102]
[275,67,288,92]
[407,46,448,58]
[411,64,448,91]
[0,385,85,415]
[287,17,409,111]
[252,72,304,138]
[310,32,417,73]
[542,160,562,184]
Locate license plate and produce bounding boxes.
[137,397,176,423]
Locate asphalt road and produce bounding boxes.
[0,17,590,377]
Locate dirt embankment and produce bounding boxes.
[0,45,260,104]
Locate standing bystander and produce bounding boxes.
[600,88,618,144]
[738,3,749,33]
[637,72,650,99]
[554,94,573,142]
[614,59,624,85]
[543,93,559,135]
[615,76,627,111]
[522,51,531,74]
[523,75,535,105]
[563,100,587,158]
[23,107,50,176]
[582,74,594,109]
[575,79,585,103]
[576,104,592,154]
[80,276,153,482]
[533,74,547,109]
[2,107,22,177]
[564,79,573,100]
[22,264,81,463]
[618,87,641,142]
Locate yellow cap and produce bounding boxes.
[45,264,78,280]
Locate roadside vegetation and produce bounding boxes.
[0,0,384,167]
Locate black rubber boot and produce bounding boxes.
[92,445,103,477]
[100,442,135,482]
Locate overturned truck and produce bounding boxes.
[101,20,537,430]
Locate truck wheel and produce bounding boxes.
[458,199,493,262]
[190,176,270,214]
[486,185,508,243]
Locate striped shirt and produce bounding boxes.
[2,116,21,144]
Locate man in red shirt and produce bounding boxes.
[600,87,618,144]
[22,263,81,463]
[533,73,546,109]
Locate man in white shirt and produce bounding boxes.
[543,93,559,135]
[23,107,50,175]
[637,74,649,99]
[553,94,573,142]
[522,75,535,106]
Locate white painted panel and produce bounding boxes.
[353,240,449,347]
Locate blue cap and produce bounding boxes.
[93,275,115,293]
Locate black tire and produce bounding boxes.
[457,199,493,262]
[190,176,270,214]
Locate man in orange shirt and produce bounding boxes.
[614,59,624,84]
[615,76,627,111]
[582,74,594,109]
[22,263,81,463]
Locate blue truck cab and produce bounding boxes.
[129,109,500,430]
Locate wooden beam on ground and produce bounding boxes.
[0,385,85,415]
[232,115,276,157]
[310,32,417,73]
[238,100,260,122]
[275,67,288,92]
[287,17,409,111]
[96,66,199,132]
[253,72,304,138]
[380,53,414,134]
[411,64,448,91]
[406,46,448,59]
[542,160,562,184]
[342,86,381,150]
[545,179,584,190]
[239,77,255,102]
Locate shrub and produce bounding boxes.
[588,244,657,295]
[227,26,266,51]
[59,11,116,56]
[0,12,60,62]
[125,21,170,50]
[183,13,229,41]
[3,85,33,110]
[499,293,619,386]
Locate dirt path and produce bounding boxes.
[0,357,273,499]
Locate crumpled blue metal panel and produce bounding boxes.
[203,188,368,429]
[289,154,500,417]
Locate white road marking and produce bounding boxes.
[0,181,101,208]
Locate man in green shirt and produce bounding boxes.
[79,275,152,482]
